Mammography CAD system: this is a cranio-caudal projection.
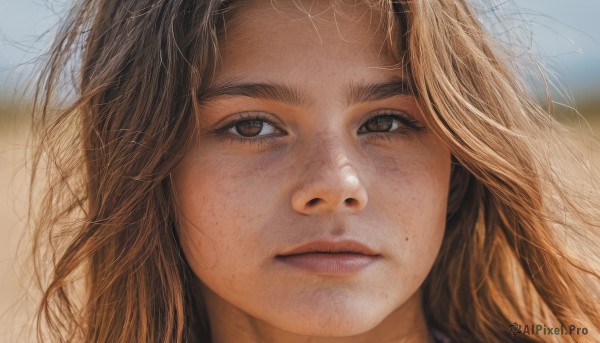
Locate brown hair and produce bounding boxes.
[30,0,600,342]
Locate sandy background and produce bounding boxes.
[0,121,37,342]
[0,114,598,342]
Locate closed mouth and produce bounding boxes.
[277,239,380,257]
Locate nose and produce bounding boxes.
[291,136,368,215]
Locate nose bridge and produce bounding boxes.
[292,132,368,214]
[305,133,349,175]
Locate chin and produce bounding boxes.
[261,293,389,337]
[273,310,382,337]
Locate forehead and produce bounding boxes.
[223,0,392,39]
[212,0,403,84]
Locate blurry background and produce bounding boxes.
[0,0,599,341]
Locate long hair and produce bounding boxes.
[30,0,600,342]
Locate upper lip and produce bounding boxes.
[277,239,380,257]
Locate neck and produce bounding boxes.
[200,286,434,343]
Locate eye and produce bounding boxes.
[360,115,399,133]
[358,112,423,135]
[209,112,286,147]
[228,119,278,137]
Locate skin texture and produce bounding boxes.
[173,1,452,342]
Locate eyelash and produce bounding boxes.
[209,112,283,148]
[209,110,426,148]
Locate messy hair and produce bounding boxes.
[30,0,600,342]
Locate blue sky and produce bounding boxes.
[1,0,599,99]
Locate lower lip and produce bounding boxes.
[275,253,379,274]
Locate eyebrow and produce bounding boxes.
[199,80,308,107]
[199,77,414,108]
[345,77,414,107]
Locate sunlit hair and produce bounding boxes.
[30,0,600,342]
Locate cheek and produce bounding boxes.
[172,155,271,278]
[367,142,450,272]
[370,139,450,215]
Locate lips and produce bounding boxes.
[275,240,381,275]
[277,240,379,257]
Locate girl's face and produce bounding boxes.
[174,0,451,339]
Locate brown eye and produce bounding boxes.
[229,119,278,137]
[362,115,399,132]
[235,120,263,137]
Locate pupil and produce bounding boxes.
[236,120,263,137]
[366,116,393,132]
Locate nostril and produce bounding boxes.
[345,198,358,207]
[302,197,362,211]
[307,198,320,207]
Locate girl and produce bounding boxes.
[30,0,600,342]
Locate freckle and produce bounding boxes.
[405,237,409,241]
